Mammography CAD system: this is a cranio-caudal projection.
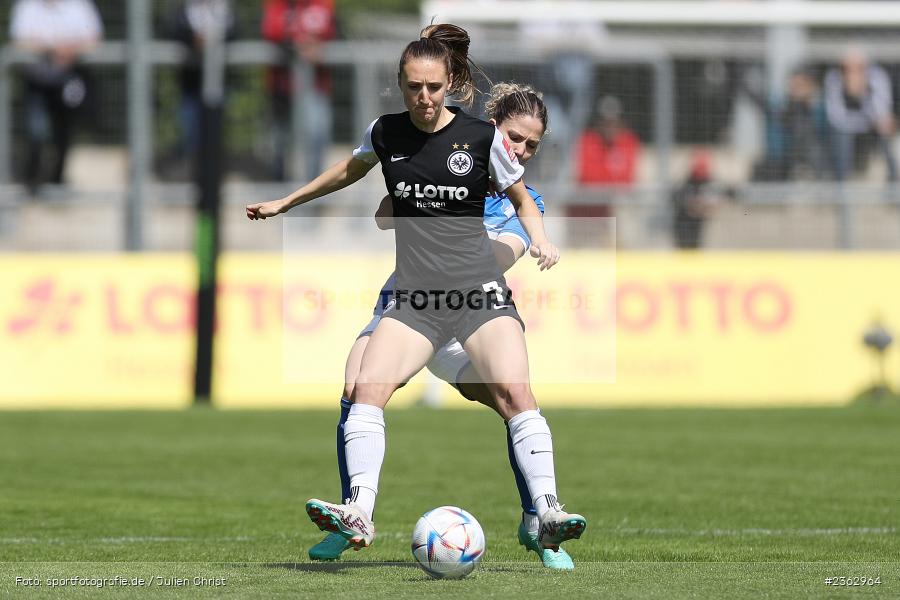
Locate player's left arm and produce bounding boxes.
[504,181,559,270]
[493,187,544,271]
[489,128,558,270]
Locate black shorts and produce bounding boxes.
[380,277,525,350]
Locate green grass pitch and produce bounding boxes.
[1,406,898,598]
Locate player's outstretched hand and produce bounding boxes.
[530,241,560,271]
[246,199,286,220]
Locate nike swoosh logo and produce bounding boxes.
[530,450,553,454]
[390,155,409,162]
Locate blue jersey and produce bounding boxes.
[373,186,544,314]
[483,185,545,248]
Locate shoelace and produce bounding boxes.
[544,503,566,518]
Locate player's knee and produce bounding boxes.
[493,382,536,415]
[351,374,396,407]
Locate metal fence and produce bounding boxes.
[1,4,900,252]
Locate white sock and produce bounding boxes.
[522,512,540,533]
[507,409,558,520]
[533,493,560,517]
[343,403,385,520]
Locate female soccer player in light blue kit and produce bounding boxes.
[309,82,576,569]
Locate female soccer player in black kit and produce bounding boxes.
[246,23,586,555]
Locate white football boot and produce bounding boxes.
[537,505,587,550]
[305,498,375,550]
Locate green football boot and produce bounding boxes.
[308,532,351,561]
[305,498,376,550]
[518,522,575,570]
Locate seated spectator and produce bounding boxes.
[575,95,641,188]
[824,47,897,182]
[10,0,103,194]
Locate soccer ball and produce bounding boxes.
[411,506,485,579]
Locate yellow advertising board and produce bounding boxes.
[1,253,898,408]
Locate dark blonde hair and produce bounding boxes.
[398,23,479,106]
[484,82,549,134]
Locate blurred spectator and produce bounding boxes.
[10,0,103,194]
[576,96,641,187]
[780,68,829,179]
[749,67,829,181]
[824,47,897,182]
[262,0,337,181]
[566,96,639,247]
[671,151,718,249]
[167,0,237,172]
[520,16,606,176]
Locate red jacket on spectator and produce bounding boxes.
[261,0,336,96]
[575,128,640,186]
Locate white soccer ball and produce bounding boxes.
[411,506,485,579]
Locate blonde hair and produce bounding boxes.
[484,82,549,133]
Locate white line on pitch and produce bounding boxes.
[607,527,897,536]
[1,527,895,545]
[0,536,253,545]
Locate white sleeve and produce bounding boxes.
[83,0,104,39]
[489,128,525,192]
[352,118,380,165]
[868,67,893,122]
[10,2,30,40]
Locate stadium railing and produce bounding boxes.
[1,21,899,250]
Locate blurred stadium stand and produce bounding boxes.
[0,0,899,252]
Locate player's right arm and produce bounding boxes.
[248,118,381,220]
[246,157,374,219]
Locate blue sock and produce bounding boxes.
[337,397,352,501]
[505,420,537,521]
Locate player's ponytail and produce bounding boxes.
[399,23,482,106]
[484,82,550,134]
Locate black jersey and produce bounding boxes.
[353,107,524,290]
